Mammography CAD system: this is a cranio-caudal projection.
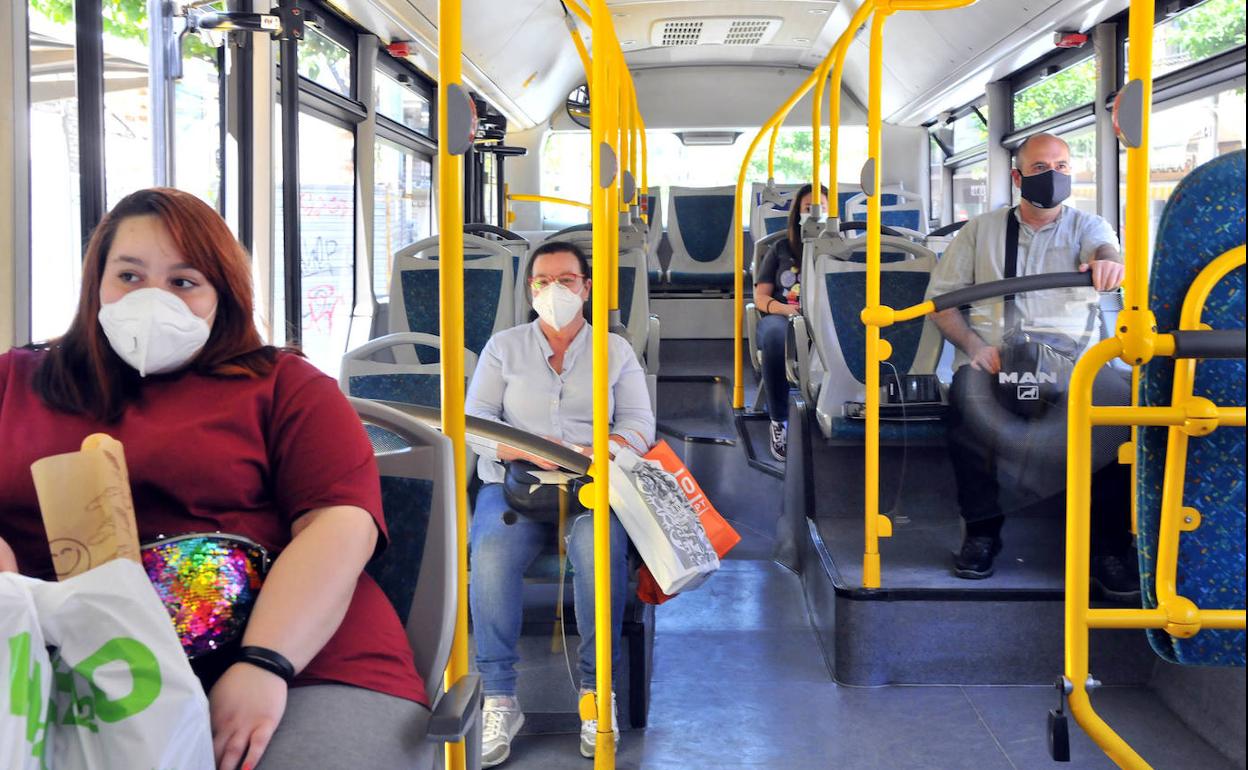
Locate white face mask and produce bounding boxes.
[98,288,213,377]
[531,283,584,331]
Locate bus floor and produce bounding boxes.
[486,340,1238,769]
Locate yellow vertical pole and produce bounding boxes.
[861,9,889,589]
[635,88,649,225]
[608,59,621,316]
[436,1,469,769]
[589,1,616,766]
[826,34,856,217]
[767,122,781,181]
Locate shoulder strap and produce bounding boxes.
[1003,206,1020,330]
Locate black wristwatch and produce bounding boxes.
[238,645,296,683]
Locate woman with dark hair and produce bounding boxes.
[752,183,826,461]
[0,188,428,770]
[465,240,655,766]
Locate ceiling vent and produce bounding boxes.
[651,17,783,47]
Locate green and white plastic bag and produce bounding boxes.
[3,559,214,769]
[1,572,52,770]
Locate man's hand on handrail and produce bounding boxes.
[1081,259,1125,292]
[0,536,17,573]
[968,341,1001,375]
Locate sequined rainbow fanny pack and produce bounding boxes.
[141,533,271,659]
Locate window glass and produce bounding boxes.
[373,140,433,299]
[102,0,154,208]
[1013,57,1096,130]
[175,35,223,207]
[539,127,871,230]
[1118,85,1246,252]
[1141,0,1247,78]
[28,0,83,342]
[298,27,351,96]
[951,108,988,153]
[482,152,499,225]
[374,70,431,135]
[274,112,356,375]
[952,160,988,221]
[929,135,945,223]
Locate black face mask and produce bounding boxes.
[1018,169,1072,209]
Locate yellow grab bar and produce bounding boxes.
[507,193,591,210]
[436,2,469,770]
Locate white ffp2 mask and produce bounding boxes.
[98,288,213,377]
[531,283,584,331]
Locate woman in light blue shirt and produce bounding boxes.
[465,240,655,766]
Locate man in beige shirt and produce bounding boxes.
[927,134,1136,595]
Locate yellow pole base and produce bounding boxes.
[593,734,617,770]
[863,551,881,589]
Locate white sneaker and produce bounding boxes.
[768,420,787,462]
[481,695,524,768]
[579,691,619,759]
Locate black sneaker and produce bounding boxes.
[1091,552,1141,602]
[768,421,787,462]
[954,535,1003,579]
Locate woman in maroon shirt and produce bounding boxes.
[0,189,428,770]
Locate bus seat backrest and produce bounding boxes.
[845,185,927,234]
[340,332,478,409]
[349,398,457,691]
[1138,149,1246,667]
[389,234,515,356]
[750,182,802,246]
[807,242,943,440]
[667,185,736,287]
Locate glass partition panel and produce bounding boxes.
[952,160,989,221]
[29,0,83,342]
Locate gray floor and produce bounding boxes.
[482,339,1237,770]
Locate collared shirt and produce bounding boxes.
[926,205,1121,370]
[465,319,656,483]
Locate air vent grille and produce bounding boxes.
[650,17,783,48]
[661,20,704,46]
[725,19,773,45]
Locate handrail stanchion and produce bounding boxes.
[855,0,976,589]
[436,1,470,769]
[730,1,876,411]
[507,193,592,210]
[588,1,618,765]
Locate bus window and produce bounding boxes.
[298,26,352,97]
[1118,85,1246,251]
[1012,57,1095,131]
[28,1,83,342]
[373,141,433,300]
[102,0,153,208]
[929,135,945,223]
[274,112,356,376]
[1132,0,1246,78]
[175,37,223,209]
[951,109,987,154]
[374,70,432,136]
[540,131,592,229]
[952,159,988,221]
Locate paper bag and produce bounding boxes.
[30,434,141,579]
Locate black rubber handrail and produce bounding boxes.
[929,220,968,238]
[840,220,905,238]
[465,222,525,241]
[376,400,592,474]
[1171,329,1247,359]
[929,271,1095,312]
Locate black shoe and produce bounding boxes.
[1091,552,1141,602]
[768,421,787,462]
[954,535,1003,579]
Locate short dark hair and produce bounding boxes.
[525,240,591,287]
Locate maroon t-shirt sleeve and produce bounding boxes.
[266,359,386,542]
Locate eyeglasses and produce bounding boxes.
[530,273,585,291]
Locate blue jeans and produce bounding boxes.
[758,312,793,422]
[469,483,629,696]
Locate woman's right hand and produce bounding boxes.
[0,537,17,572]
[497,443,558,470]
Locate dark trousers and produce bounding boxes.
[758,313,792,423]
[944,366,1132,553]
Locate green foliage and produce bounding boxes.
[747,129,831,184]
[31,0,222,63]
[1013,58,1096,130]
[1161,0,1246,62]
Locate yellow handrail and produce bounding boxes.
[730,1,877,411]
[856,0,975,589]
[435,2,469,770]
[588,1,621,765]
[507,193,592,210]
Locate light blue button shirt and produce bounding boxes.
[465,320,656,483]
